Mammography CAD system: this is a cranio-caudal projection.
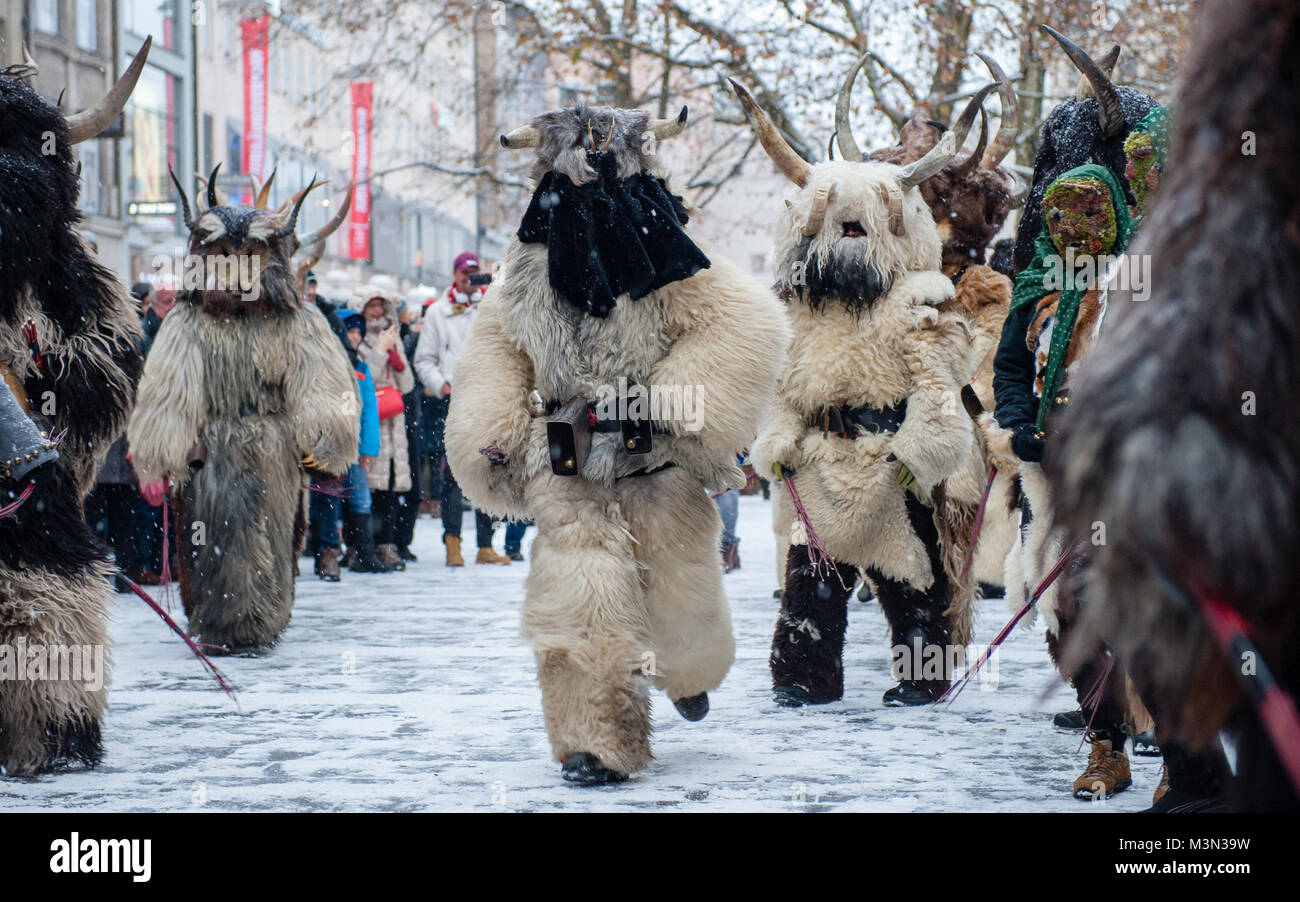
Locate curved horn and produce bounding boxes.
[296,240,327,288]
[205,162,222,209]
[15,42,38,76]
[975,52,1018,170]
[898,83,995,190]
[255,167,277,209]
[1004,169,1028,208]
[169,166,195,231]
[834,52,872,163]
[297,185,354,247]
[1075,44,1121,100]
[949,108,988,179]
[273,175,319,239]
[1040,26,1124,140]
[803,182,837,236]
[499,125,541,149]
[727,78,811,187]
[648,106,688,140]
[66,35,151,145]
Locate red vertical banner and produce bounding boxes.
[349,81,374,261]
[241,15,270,181]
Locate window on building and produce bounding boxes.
[202,114,214,175]
[33,0,59,36]
[227,122,243,174]
[124,0,180,51]
[75,0,98,51]
[124,63,181,223]
[78,143,101,216]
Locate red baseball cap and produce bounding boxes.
[453,252,480,273]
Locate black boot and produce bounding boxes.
[561,752,628,786]
[1054,709,1088,731]
[770,545,857,705]
[871,497,955,707]
[672,692,709,721]
[344,511,391,573]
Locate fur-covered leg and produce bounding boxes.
[180,420,300,652]
[871,495,954,701]
[0,562,113,776]
[620,468,734,701]
[770,544,856,704]
[523,475,654,776]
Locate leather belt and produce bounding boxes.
[811,400,907,439]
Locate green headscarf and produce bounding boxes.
[1008,163,1136,430]
[1124,106,1171,216]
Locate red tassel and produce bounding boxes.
[960,467,998,583]
[0,481,35,518]
[938,536,1082,706]
[783,472,850,591]
[122,574,238,701]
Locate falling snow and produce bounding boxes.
[0,496,1159,811]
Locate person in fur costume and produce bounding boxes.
[0,42,151,776]
[127,170,358,654]
[1046,0,1300,811]
[732,75,993,708]
[348,284,416,571]
[444,104,789,784]
[860,52,1027,598]
[985,164,1141,798]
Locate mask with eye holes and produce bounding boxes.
[170,164,352,317]
[729,73,995,318]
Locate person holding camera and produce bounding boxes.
[413,252,510,567]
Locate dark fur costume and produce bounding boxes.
[517,150,709,317]
[1012,87,1156,271]
[127,187,360,654]
[0,66,142,776]
[1046,0,1300,810]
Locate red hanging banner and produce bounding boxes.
[349,81,373,260]
[241,15,270,182]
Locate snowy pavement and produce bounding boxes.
[1,494,1159,812]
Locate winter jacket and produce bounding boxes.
[355,359,380,459]
[349,291,415,491]
[412,288,484,393]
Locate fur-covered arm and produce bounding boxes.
[285,306,361,475]
[444,297,540,519]
[647,257,790,486]
[889,280,975,494]
[126,305,206,485]
[21,282,142,488]
[749,383,806,478]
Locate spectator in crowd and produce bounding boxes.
[393,299,425,562]
[141,273,179,357]
[313,311,389,578]
[413,252,511,567]
[350,284,416,571]
[413,290,445,519]
[131,280,152,317]
[307,271,350,349]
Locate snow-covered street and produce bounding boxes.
[1,495,1160,812]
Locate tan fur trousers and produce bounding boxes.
[523,466,734,775]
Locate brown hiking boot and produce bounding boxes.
[418,499,436,516]
[475,546,511,565]
[721,541,740,573]
[444,535,464,567]
[377,543,406,571]
[315,547,341,582]
[1153,763,1170,805]
[1073,738,1132,800]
